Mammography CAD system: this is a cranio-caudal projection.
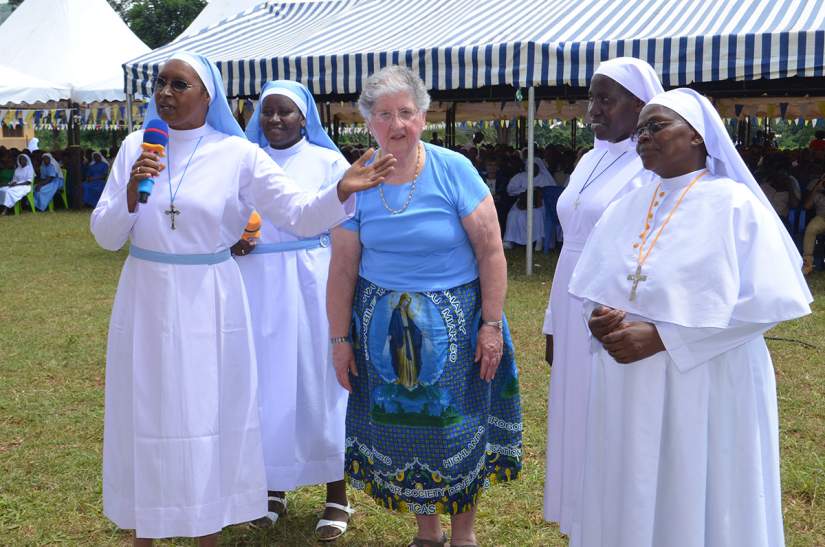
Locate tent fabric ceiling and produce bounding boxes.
[0,0,150,103]
[0,65,72,107]
[125,0,825,99]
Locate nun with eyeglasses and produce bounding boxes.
[91,52,394,545]
[568,88,812,547]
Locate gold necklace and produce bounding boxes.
[378,142,423,215]
[627,169,708,301]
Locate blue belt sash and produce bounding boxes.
[129,244,231,265]
[251,234,330,254]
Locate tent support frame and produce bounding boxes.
[526,86,535,275]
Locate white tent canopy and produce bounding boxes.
[0,0,150,103]
[0,64,71,106]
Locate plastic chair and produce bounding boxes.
[12,182,36,215]
[47,168,70,212]
[541,186,564,253]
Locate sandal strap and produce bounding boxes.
[268,495,287,504]
[263,511,280,524]
[316,518,348,533]
[323,502,355,515]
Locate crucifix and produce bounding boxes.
[165,204,181,230]
[627,264,647,301]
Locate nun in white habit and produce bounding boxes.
[542,57,663,536]
[0,154,34,212]
[502,159,554,248]
[91,52,393,543]
[568,88,812,547]
[235,80,353,541]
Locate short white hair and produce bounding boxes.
[358,65,431,120]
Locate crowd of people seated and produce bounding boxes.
[3,129,824,275]
[740,136,825,274]
[340,139,579,247]
[339,130,825,274]
[0,145,115,214]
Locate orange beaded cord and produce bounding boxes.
[634,170,708,267]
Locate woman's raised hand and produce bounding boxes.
[336,148,396,202]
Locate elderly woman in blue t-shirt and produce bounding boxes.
[327,66,522,547]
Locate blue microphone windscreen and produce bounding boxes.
[143,119,169,146]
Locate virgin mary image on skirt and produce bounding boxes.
[345,281,522,514]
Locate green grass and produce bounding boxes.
[0,211,822,546]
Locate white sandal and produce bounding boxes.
[256,494,287,527]
[315,502,355,542]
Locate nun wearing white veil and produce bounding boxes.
[0,154,34,212]
[236,80,353,540]
[542,57,662,537]
[91,52,393,544]
[568,88,812,547]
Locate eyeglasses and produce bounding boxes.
[373,108,419,123]
[631,120,686,142]
[153,76,196,94]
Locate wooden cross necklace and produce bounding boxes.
[628,169,708,301]
[574,150,627,209]
[165,136,203,230]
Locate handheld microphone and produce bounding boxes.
[138,119,169,203]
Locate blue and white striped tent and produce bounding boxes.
[124,0,825,99]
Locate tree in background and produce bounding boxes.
[116,0,206,48]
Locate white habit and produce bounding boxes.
[0,182,31,207]
[235,138,350,490]
[502,167,553,245]
[541,137,652,534]
[1,155,34,207]
[568,170,812,547]
[92,124,353,539]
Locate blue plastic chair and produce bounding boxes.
[542,186,564,253]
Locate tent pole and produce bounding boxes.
[526,86,535,276]
[571,117,577,149]
[452,103,457,147]
[444,107,450,147]
[67,100,82,208]
[126,93,134,132]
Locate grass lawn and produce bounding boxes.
[1,211,822,546]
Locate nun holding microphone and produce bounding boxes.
[91,53,393,544]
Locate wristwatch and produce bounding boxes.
[481,319,503,330]
[330,336,351,345]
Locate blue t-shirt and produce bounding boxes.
[342,143,490,291]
